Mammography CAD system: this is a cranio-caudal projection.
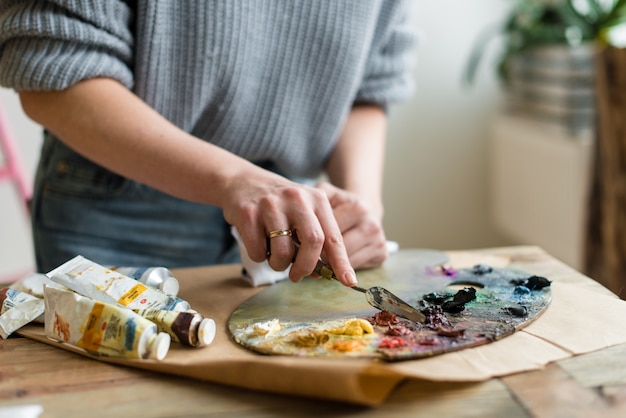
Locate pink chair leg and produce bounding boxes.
[0,101,32,214]
[0,100,34,282]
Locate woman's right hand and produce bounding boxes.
[220,169,358,286]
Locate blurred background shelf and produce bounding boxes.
[490,113,593,270]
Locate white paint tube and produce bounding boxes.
[10,272,64,299]
[0,288,45,339]
[47,256,190,311]
[44,286,171,360]
[134,309,216,347]
[108,266,180,296]
[1,287,41,314]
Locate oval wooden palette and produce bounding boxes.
[228,250,552,362]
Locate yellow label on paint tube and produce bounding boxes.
[117,283,149,307]
[77,302,106,352]
[47,256,190,311]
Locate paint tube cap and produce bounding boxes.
[173,299,191,312]
[144,268,180,296]
[197,318,216,346]
[159,276,180,296]
[149,332,171,360]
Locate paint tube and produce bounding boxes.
[11,272,65,298]
[47,256,190,311]
[134,309,216,347]
[6,273,64,326]
[44,286,171,360]
[1,287,40,314]
[108,266,180,296]
[0,288,45,339]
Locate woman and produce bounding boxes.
[0,0,416,286]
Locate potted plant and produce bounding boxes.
[464,0,626,132]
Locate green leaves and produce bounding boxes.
[463,0,626,85]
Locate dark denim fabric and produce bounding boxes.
[31,132,240,272]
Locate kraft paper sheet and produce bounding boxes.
[17,246,626,406]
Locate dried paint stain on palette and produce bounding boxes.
[228,253,551,362]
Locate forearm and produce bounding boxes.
[18,77,258,207]
[324,104,387,219]
[19,77,360,284]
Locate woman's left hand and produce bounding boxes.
[316,182,388,269]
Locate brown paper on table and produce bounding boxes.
[17,246,626,406]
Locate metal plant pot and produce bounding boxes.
[505,43,596,133]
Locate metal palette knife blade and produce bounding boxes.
[314,258,426,323]
[288,237,425,323]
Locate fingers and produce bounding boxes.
[287,226,325,282]
[235,215,269,263]
[343,233,388,269]
[315,181,388,270]
[259,190,314,276]
[338,212,388,269]
[266,229,295,272]
[280,188,356,286]
[315,229,357,286]
[224,176,357,286]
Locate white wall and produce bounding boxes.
[0,0,513,279]
[384,0,512,251]
[491,114,593,270]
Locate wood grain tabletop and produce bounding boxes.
[2,247,626,417]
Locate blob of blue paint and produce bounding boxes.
[514,285,531,296]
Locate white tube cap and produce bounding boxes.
[160,277,180,296]
[148,332,171,360]
[197,318,216,346]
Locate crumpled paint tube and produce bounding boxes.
[44,286,171,360]
[108,266,180,296]
[0,288,45,339]
[1,287,41,314]
[134,309,216,347]
[47,255,190,311]
[10,272,64,299]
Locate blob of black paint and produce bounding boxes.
[505,305,528,317]
[422,292,451,305]
[441,287,477,313]
[525,276,551,290]
[471,264,493,275]
[442,300,465,313]
[510,275,551,290]
[453,287,476,304]
[509,278,526,286]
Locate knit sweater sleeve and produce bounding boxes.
[354,0,417,108]
[0,0,134,91]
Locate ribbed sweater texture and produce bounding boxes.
[0,0,416,179]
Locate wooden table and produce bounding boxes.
[2,247,626,417]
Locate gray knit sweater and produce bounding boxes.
[0,0,416,179]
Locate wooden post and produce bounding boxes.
[585,45,626,298]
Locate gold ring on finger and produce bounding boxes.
[267,229,292,239]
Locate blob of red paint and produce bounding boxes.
[378,336,406,349]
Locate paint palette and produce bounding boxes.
[228,250,552,362]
